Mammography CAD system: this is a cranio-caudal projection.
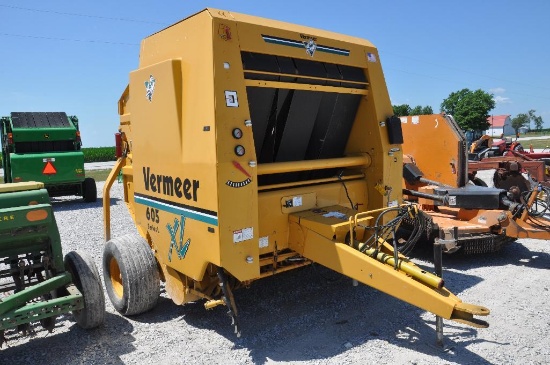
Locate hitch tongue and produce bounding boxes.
[450,302,490,328]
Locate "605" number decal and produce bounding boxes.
[146,207,160,223]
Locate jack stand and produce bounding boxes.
[433,235,445,348]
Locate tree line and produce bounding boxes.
[393,88,544,134]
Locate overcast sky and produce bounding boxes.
[1,1,548,146]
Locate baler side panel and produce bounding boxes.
[128,14,221,281]
[212,17,260,281]
[347,53,402,211]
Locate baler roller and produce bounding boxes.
[257,155,371,175]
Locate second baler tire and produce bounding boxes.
[64,251,106,329]
[103,234,160,316]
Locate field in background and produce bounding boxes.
[520,129,550,137]
[81,147,116,162]
[521,139,550,149]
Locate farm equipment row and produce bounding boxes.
[469,133,550,164]
[468,135,550,192]
[400,114,550,255]
[5,6,550,350]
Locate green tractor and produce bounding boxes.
[1,112,97,202]
[0,182,104,346]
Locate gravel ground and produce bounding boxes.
[1,179,550,365]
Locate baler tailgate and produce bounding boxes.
[288,207,490,328]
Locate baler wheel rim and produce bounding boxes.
[102,234,160,316]
[109,257,124,298]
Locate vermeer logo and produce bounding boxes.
[262,34,350,57]
[300,34,318,57]
[145,75,156,102]
[143,166,199,202]
[300,34,317,42]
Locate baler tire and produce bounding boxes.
[64,251,106,329]
[103,234,160,316]
[83,177,97,203]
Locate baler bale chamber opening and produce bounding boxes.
[244,51,365,181]
[102,8,489,337]
[242,50,381,276]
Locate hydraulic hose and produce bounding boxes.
[418,177,453,188]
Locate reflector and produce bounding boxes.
[43,161,57,175]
